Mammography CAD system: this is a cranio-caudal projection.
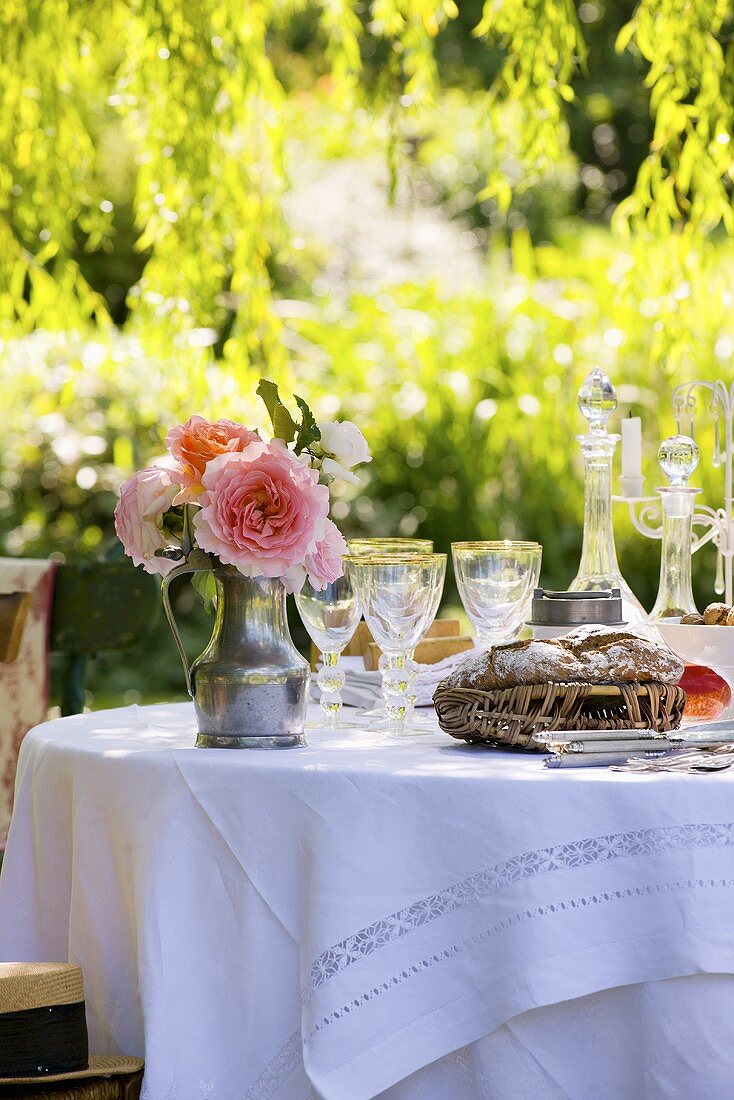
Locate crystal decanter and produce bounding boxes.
[569,368,647,626]
[649,435,700,622]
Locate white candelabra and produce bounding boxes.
[615,379,734,606]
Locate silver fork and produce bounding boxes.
[613,746,734,773]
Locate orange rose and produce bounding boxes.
[166,415,260,502]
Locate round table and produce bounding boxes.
[2,703,734,1100]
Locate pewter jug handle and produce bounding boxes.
[160,559,212,697]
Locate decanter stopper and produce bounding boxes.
[658,435,699,488]
[578,368,618,433]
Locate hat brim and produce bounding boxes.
[0,1054,144,1085]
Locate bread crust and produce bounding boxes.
[442,624,684,690]
[704,602,730,625]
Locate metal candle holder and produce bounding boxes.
[615,379,734,605]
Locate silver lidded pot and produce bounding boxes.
[528,588,626,640]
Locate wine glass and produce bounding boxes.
[295,563,361,730]
[349,554,446,737]
[452,541,542,648]
[347,538,433,557]
[346,539,434,719]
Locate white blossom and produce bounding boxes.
[317,420,371,472]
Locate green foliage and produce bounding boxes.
[3,2,734,708]
[257,378,299,443]
[0,0,455,355]
[3,231,733,606]
[0,329,255,558]
[4,226,733,702]
[474,0,587,210]
[191,570,217,613]
[2,0,734,356]
[293,395,322,453]
[0,0,113,329]
[256,377,320,450]
[614,0,734,235]
[279,235,732,609]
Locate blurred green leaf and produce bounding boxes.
[293,394,321,454]
[191,570,217,613]
[257,378,297,442]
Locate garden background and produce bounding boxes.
[2,0,733,706]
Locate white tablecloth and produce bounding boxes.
[2,703,734,1099]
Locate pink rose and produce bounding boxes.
[193,440,330,587]
[167,415,260,502]
[305,519,348,590]
[114,466,180,576]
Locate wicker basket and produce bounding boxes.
[432,680,686,749]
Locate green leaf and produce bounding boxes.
[256,377,280,422]
[191,570,217,614]
[293,394,321,454]
[272,404,297,443]
[615,22,635,54]
[256,378,297,442]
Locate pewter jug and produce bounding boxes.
[161,562,309,748]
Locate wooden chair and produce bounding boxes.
[0,557,161,717]
[0,592,32,664]
[0,560,160,870]
[49,560,160,716]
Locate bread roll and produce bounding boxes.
[441,624,684,691]
[704,602,730,625]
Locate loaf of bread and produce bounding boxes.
[441,624,684,691]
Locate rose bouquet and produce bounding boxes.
[114,379,370,593]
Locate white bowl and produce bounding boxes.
[656,622,734,719]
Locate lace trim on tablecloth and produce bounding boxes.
[245,822,734,1098]
[306,875,734,1039]
[244,1030,304,1100]
[307,821,734,996]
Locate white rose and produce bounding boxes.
[321,456,361,485]
[317,420,371,469]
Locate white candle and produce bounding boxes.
[621,416,642,479]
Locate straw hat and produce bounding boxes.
[0,963,143,1084]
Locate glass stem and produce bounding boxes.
[381,650,416,735]
[317,651,345,728]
